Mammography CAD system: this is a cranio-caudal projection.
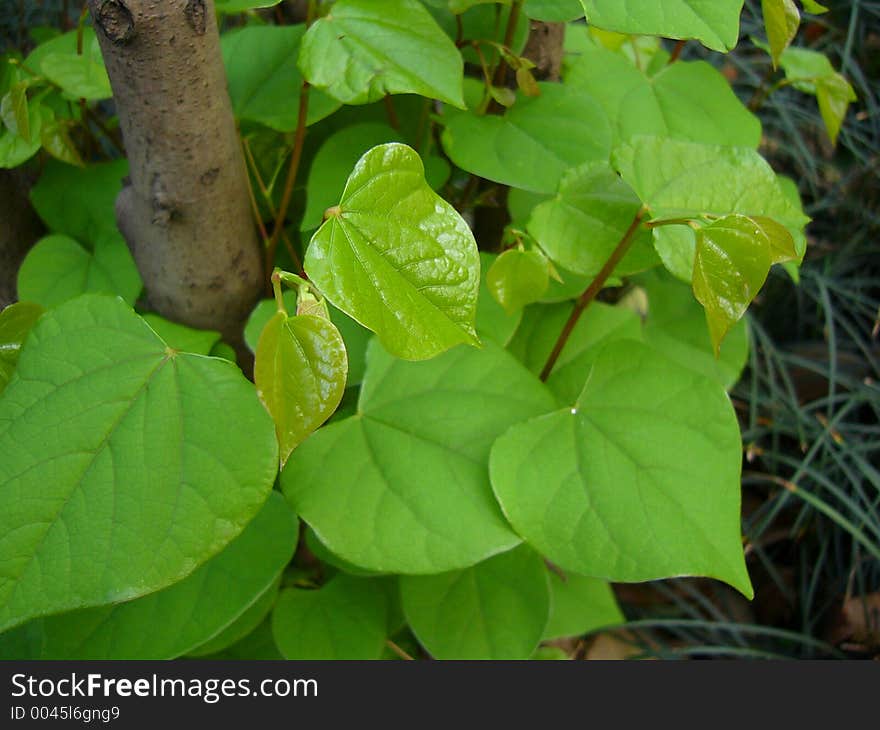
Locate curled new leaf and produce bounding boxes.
[255,309,348,467]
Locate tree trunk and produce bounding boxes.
[0,169,44,310]
[87,0,263,343]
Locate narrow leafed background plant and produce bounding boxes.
[0,0,872,660]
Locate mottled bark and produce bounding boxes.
[0,170,44,310]
[521,21,565,82]
[88,0,262,342]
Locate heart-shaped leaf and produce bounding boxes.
[0,295,279,632]
[580,0,746,52]
[304,143,480,360]
[17,233,142,309]
[527,162,658,277]
[486,249,550,315]
[441,83,611,194]
[400,545,550,659]
[222,25,340,131]
[762,0,800,67]
[272,575,389,659]
[0,493,297,659]
[490,339,753,598]
[281,339,556,574]
[298,0,465,107]
[692,215,772,354]
[255,308,348,466]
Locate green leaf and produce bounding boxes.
[800,0,828,14]
[188,578,281,657]
[141,314,222,356]
[692,215,771,354]
[197,618,282,660]
[304,143,480,360]
[0,302,44,395]
[16,233,142,309]
[305,527,384,577]
[441,83,611,194]
[490,339,753,598]
[580,0,746,52]
[0,101,43,169]
[762,0,800,68]
[567,48,761,148]
[635,268,749,390]
[527,162,658,277]
[653,224,696,282]
[216,0,283,13]
[298,0,465,107]
[0,295,279,632]
[775,47,856,145]
[815,73,857,147]
[41,46,112,101]
[449,0,510,12]
[486,249,550,315]
[506,300,643,404]
[400,545,550,659]
[222,25,340,131]
[255,309,348,466]
[30,159,129,245]
[272,575,389,659]
[476,252,523,346]
[1,83,30,143]
[543,572,623,640]
[524,0,584,22]
[614,136,810,236]
[281,339,556,574]
[39,117,85,167]
[301,122,403,231]
[0,494,297,659]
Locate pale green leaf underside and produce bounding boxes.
[400,545,550,659]
[441,83,611,194]
[272,575,389,659]
[17,234,142,309]
[281,339,556,574]
[305,143,480,361]
[580,0,746,52]
[298,0,465,107]
[490,339,753,597]
[0,493,297,659]
[0,295,279,632]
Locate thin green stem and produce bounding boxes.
[539,208,647,381]
[271,270,286,314]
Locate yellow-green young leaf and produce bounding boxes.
[477,253,523,346]
[41,43,111,101]
[0,301,44,394]
[255,310,348,466]
[0,83,30,143]
[580,0,746,52]
[762,0,800,68]
[515,67,541,97]
[692,215,772,355]
[400,545,551,659]
[0,98,43,169]
[40,118,84,167]
[801,0,828,14]
[816,74,857,147]
[298,0,465,107]
[490,339,753,598]
[752,215,798,264]
[304,143,480,361]
[486,249,550,314]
